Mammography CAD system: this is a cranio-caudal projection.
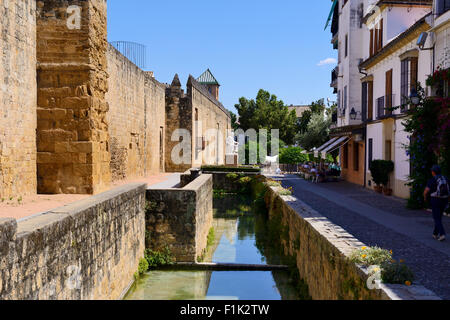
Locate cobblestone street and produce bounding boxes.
[276,175,450,300]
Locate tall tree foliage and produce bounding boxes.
[229,111,240,131]
[295,99,334,151]
[296,99,328,134]
[235,89,297,145]
[295,112,331,151]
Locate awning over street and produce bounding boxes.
[324,0,338,30]
[314,136,349,159]
[321,136,350,159]
[315,137,339,153]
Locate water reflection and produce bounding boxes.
[125,271,212,300]
[124,195,303,300]
[206,195,269,264]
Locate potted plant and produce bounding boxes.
[370,160,394,195]
[369,160,383,193]
[380,160,394,196]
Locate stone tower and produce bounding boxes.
[197,69,220,101]
[36,0,111,194]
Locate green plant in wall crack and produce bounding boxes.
[277,187,293,196]
[237,176,253,194]
[145,201,158,211]
[207,227,216,247]
[198,227,216,262]
[267,180,281,187]
[226,173,239,180]
[349,246,392,267]
[145,247,174,268]
[134,258,149,280]
[350,246,415,286]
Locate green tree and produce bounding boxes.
[241,137,286,165]
[296,99,327,134]
[399,84,450,209]
[279,147,309,164]
[235,89,297,145]
[310,99,326,115]
[326,103,338,119]
[295,113,331,151]
[229,111,240,130]
[296,109,312,134]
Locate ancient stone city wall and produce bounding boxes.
[106,44,166,182]
[36,0,111,195]
[165,76,231,172]
[0,183,146,300]
[189,76,231,168]
[0,0,37,199]
[1,0,232,198]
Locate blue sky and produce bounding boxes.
[107,0,337,113]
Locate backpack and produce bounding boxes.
[432,176,450,198]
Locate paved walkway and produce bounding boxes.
[273,175,450,300]
[1,173,175,221]
[147,173,180,189]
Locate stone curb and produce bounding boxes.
[270,184,442,300]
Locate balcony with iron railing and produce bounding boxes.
[376,94,395,119]
[330,67,338,88]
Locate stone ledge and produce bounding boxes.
[0,182,146,300]
[0,218,17,243]
[184,174,212,191]
[37,62,96,72]
[274,187,442,300]
[49,183,147,215]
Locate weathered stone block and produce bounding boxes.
[36,0,111,195]
[0,183,146,300]
[0,0,37,198]
[145,174,213,262]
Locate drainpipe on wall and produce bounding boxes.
[359,66,368,188]
[363,129,367,188]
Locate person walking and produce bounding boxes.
[424,165,449,242]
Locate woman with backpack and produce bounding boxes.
[424,165,449,242]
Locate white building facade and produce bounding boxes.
[328,0,449,198]
[360,1,433,198]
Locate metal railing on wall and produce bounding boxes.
[110,41,147,70]
[377,94,395,119]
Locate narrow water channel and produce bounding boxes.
[124,195,303,300]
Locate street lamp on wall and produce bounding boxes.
[410,88,420,105]
[350,107,358,120]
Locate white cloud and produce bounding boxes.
[317,58,337,66]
